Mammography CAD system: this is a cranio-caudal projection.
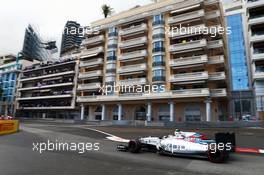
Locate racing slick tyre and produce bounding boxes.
[128,140,141,153]
[207,148,229,163]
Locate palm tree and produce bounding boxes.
[0,88,3,98]
[101,4,113,18]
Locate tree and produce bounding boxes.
[0,88,3,98]
[101,4,113,18]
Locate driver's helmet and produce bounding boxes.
[174,129,181,135]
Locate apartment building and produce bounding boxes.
[0,54,32,116]
[77,0,229,122]
[247,0,264,120]
[223,0,255,120]
[60,21,84,56]
[15,57,79,119]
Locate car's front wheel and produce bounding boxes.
[128,140,141,153]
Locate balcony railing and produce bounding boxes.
[119,23,147,36]
[169,24,206,38]
[210,88,227,97]
[78,70,102,79]
[20,71,75,82]
[247,0,264,9]
[118,78,147,86]
[82,35,104,45]
[172,88,210,98]
[79,58,103,68]
[17,94,72,101]
[119,36,147,49]
[208,55,224,64]
[170,39,207,52]
[208,72,226,80]
[76,88,210,102]
[170,55,208,67]
[254,71,264,79]
[168,10,205,24]
[205,10,220,20]
[204,0,219,5]
[81,46,104,57]
[119,50,147,61]
[118,63,147,74]
[250,31,264,42]
[77,83,101,90]
[208,39,223,49]
[18,82,74,91]
[249,14,264,25]
[170,71,208,82]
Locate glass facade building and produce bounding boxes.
[227,14,249,91]
[0,61,21,115]
[225,8,255,119]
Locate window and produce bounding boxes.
[153,14,164,25]
[153,41,163,48]
[153,55,163,62]
[153,69,165,77]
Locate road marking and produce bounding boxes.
[79,126,130,143]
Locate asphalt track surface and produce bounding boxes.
[0,122,264,175]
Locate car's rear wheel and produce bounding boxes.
[128,140,141,153]
[207,149,228,163]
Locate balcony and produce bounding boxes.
[254,71,264,80]
[77,83,101,90]
[210,88,227,97]
[247,0,264,9]
[119,37,147,49]
[20,71,75,82]
[17,94,72,101]
[208,72,226,81]
[204,0,219,5]
[170,71,208,83]
[208,40,223,49]
[119,23,147,36]
[79,58,103,68]
[168,10,205,24]
[170,55,208,67]
[118,63,147,74]
[20,106,74,110]
[119,50,147,61]
[250,31,264,43]
[172,88,210,98]
[252,48,264,61]
[76,88,210,102]
[78,70,102,79]
[82,35,104,45]
[118,78,147,86]
[249,14,264,26]
[208,55,225,64]
[169,24,206,38]
[205,10,220,20]
[81,46,104,58]
[18,82,74,91]
[170,39,207,53]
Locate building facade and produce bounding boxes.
[77,0,230,122]
[60,21,84,56]
[15,57,79,119]
[247,0,264,120]
[0,54,32,116]
[223,0,255,120]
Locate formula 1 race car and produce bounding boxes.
[117,130,236,163]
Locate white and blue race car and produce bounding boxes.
[117,129,236,163]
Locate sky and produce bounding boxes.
[0,0,232,56]
[0,0,151,56]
